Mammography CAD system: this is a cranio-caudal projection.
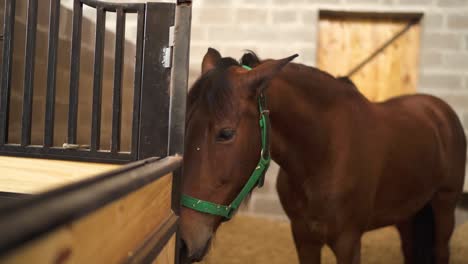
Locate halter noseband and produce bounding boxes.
[180,65,271,219]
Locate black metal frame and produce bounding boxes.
[0,1,191,262]
[0,0,176,163]
[169,3,191,264]
[319,10,424,21]
[137,2,175,160]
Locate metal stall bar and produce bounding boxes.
[111,8,126,153]
[0,0,176,164]
[21,0,39,146]
[0,0,15,144]
[169,3,192,264]
[138,3,175,160]
[67,0,83,145]
[131,7,145,159]
[169,0,191,219]
[90,7,106,151]
[81,0,142,11]
[0,144,132,162]
[127,2,189,263]
[44,0,61,148]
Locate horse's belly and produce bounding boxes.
[369,193,433,229]
[369,161,442,229]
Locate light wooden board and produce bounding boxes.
[0,173,173,264]
[0,156,119,194]
[152,235,176,264]
[317,16,421,102]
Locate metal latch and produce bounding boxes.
[162,26,175,68]
[162,47,172,68]
[62,143,90,150]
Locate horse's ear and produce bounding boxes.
[245,54,298,96]
[202,47,222,74]
[240,51,261,67]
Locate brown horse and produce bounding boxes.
[180,48,466,264]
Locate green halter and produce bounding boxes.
[180,65,271,219]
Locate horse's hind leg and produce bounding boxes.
[431,190,458,264]
[396,220,414,264]
[397,204,435,264]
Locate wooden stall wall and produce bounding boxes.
[152,235,176,264]
[317,12,422,102]
[1,173,174,264]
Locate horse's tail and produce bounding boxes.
[412,203,435,264]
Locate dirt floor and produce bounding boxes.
[199,215,468,264]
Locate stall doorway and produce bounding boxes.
[317,11,423,102]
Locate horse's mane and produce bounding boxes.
[188,51,361,123]
[240,50,261,67]
[187,57,240,121]
[240,51,350,88]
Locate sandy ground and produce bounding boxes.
[199,215,468,264]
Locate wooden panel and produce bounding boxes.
[1,173,173,264]
[152,235,175,264]
[0,156,119,194]
[317,16,421,102]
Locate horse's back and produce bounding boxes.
[379,93,466,175]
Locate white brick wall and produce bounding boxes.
[49,0,468,218]
[189,0,468,218]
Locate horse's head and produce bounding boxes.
[180,48,296,262]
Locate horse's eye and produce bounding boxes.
[216,129,236,142]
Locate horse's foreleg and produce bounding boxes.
[329,231,362,264]
[277,169,323,263]
[290,220,323,264]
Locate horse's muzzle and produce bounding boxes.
[180,237,212,263]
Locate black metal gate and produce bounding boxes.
[0,0,178,163]
[0,0,191,263]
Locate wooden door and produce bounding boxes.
[317,11,422,102]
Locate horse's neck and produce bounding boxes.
[272,63,354,103]
[265,64,359,175]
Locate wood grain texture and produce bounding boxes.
[152,235,175,264]
[317,16,421,102]
[0,173,173,264]
[0,156,119,194]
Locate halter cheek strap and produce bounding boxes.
[180,65,271,219]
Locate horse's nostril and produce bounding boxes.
[180,239,188,252]
[179,236,212,263]
[179,239,191,264]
